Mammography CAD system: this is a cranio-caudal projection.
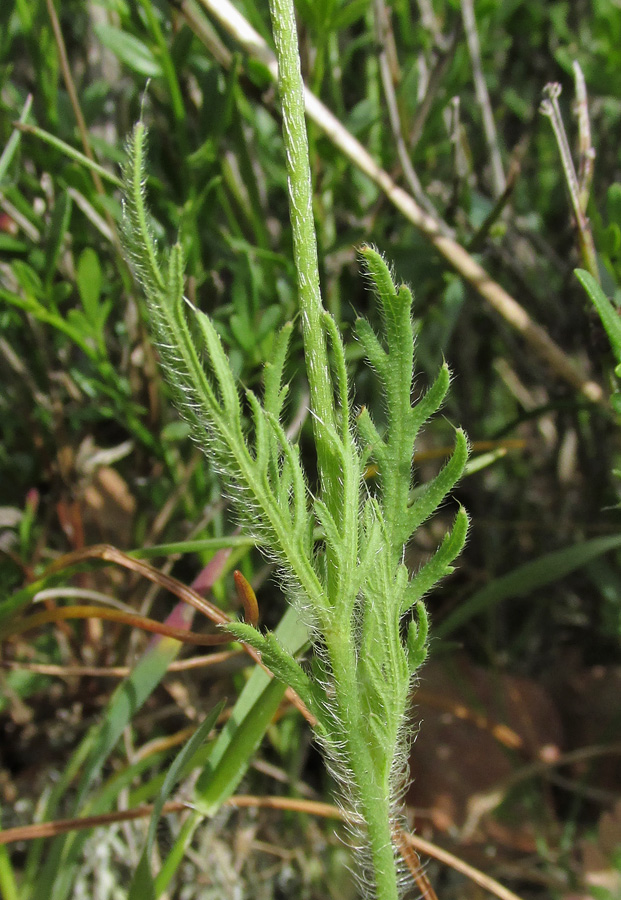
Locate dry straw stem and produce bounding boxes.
[0,650,240,679]
[45,0,124,262]
[0,797,525,900]
[373,0,448,231]
[572,61,595,214]
[460,0,506,197]
[183,0,603,405]
[540,72,599,283]
[3,544,314,721]
[460,739,621,840]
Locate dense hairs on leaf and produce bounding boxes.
[121,123,326,615]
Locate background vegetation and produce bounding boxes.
[1,1,620,898]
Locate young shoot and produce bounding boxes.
[122,2,469,896]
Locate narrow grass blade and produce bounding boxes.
[194,605,309,813]
[25,550,231,900]
[129,535,258,557]
[0,94,33,184]
[153,607,308,894]
[436,532,621,638]
[13,122,123,187]
[0,841,19,900]
[94,24,163,77]
[128,700,225,900]
[31,630,190,900]
[575,268,621,369]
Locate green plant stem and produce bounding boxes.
[137,0,186,125]
[267,4,402,896]
[267,0,337,484]
[328,635,400,900]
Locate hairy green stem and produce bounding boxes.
[267,0,362,646]
[328,634,401,900]
[267,3,402,896]
[267,0,337,483]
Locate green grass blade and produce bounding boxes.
[129,535,259,558]
[436,532,621,638]
[13,122,123,187]
[94,23,163,77]
[154,813,199,897]
[153,607,308,893]
[128,700,225,900]
[43,191,72,295]
[575,268,621,368]
[0,94,32,184]
[0,841,19,900]
[193,605,308,813]
[136,0,185,122]
[0,287,97,359]
[31,624,194,900]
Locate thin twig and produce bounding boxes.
[394,828,439,900]
[414,0,443,48]
[373,0,452,234]
[0,798,343,847]
[66,187,114,243]
[445,95,468,211]
[6,543,314,724]
[185,0,604,405]
[0,192,40,241]
[0,650,241,679]
[409,27,459,152]
[44,0,123,258]
[467,143,524,253]
[0,796,527,900]
[572,61,595,215]
[397,829,525,900]
[460,0,505,196]
[461,739,621,839]
[32,586,137,612]
[172,0,233,68]
[540,82,599,282]
[540,85,581,215]
[1,604,230,646]
[42,545,233,626]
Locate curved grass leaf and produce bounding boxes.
[575,268,621,372]
[436,532,621,638]
[128,700,225,900]
[94,24,163,77]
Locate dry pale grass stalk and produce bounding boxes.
[186,0,604,405]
